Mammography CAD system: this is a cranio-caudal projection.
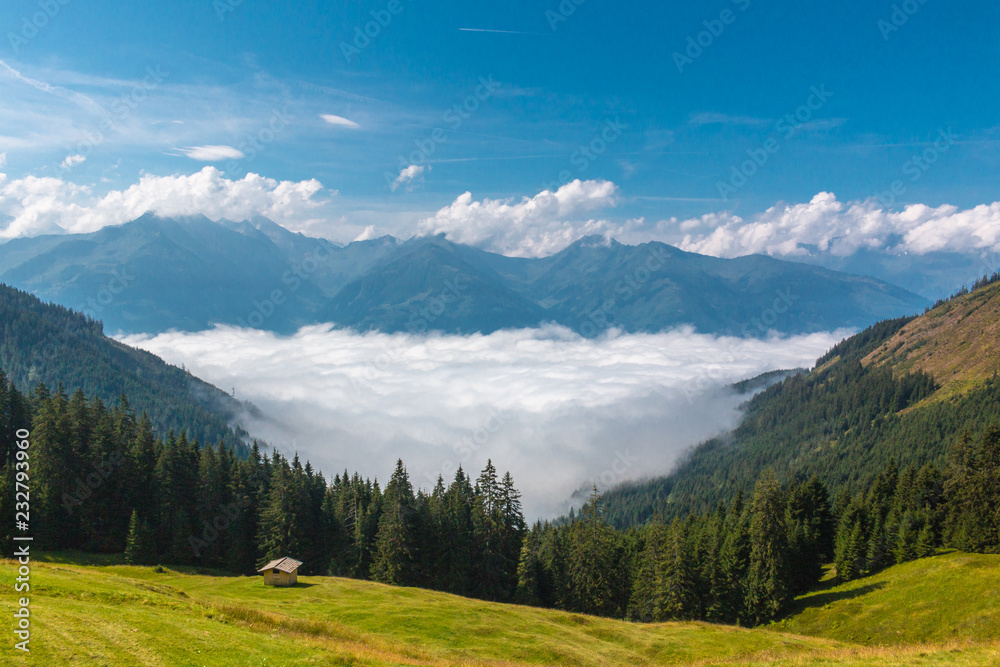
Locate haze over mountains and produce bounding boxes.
[0,213,929,337]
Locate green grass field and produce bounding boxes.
[1,551,999,666]
[772,551,1000,647]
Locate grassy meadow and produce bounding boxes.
[1,551,998,666]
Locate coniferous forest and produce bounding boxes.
[2,368,999,627]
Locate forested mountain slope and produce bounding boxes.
[601,277,1000,528]
[0,283,249,451]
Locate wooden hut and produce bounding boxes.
[257,557,303,586]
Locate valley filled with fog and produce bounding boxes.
[122,324,848,518]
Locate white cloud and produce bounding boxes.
[415,184,1000,262]
[320,114,361,129]
[120,324,845,518]
[175,145,246,161]
[0,152,6,168]
[0,166,330,240]
[353,225,379,241]
[418,179,622,257]
[391,164,427,192]
[59,154,86,169]
[663,192,1000,259]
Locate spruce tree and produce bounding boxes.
[124,509,155,565]
[655,518,696,621]
[745,473,790,625]
[371,460,416,585]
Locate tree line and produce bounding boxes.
[1,371,998,626]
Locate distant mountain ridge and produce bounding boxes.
[0,214,930,336]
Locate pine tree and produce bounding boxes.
[124,509,155,565]
[834,496,867,581]
[915,522,937,559]
[515,526,542,606]
[719,491,751,624]
[471,461,507,600]
[745,473,790,625]
[628,518,666,622]
[258,454,299,564]
[566,486,617,616]
[371,460,416,585]
[655,518,696,621]
[893,510,919,564]
[500,471,526,596]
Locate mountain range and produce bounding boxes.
[0,213,930,337]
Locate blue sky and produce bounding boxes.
[1,0,999,247]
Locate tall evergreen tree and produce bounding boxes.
[745,473,790,625]
[371,460,416,585]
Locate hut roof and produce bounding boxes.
[257,557,303,574]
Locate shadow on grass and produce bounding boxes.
[788,581,887,613]
[35,550,125,566]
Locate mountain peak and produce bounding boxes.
[573,234,616,249]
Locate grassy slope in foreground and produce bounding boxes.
[2,556,1000,666]
[773,551,1000,648]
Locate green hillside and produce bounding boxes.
[774,550,1000,647]
[3,554,999,666]
[863,278,1000,403]
[600,281,1000,526]
[0,283,250,452]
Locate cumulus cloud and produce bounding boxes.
[391,164,427,192]
[59,154,86,169]
[417,184,1000,262]
[120,325,844,518]
[320,114,361,129]
[175,145,246,161]
[418,179,622,257]
[0,166,330,239]
[664,192,1000,259]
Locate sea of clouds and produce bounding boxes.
[121,324,848,518]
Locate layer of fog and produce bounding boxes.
[120,325,848,518]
